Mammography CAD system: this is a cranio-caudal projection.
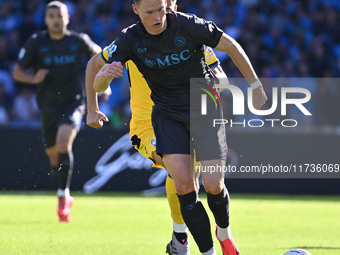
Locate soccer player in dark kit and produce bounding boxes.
[86,0,267,254]
[87,0,228,254]
[12,1,101,222]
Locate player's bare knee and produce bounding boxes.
[56,135,73,152]
[56,142,69,153]
[176,184,195,195]
[174,179,196,195]
[56,125,76,152]
[202,179,224,195]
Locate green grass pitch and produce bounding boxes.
[0,192,339,255]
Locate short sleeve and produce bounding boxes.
[178,12,223,48]
[101,31,129,64]
[79,33,100,57]
[17,34,38,69]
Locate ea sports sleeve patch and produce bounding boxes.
[101,31,129,64]
[204,45,220,68]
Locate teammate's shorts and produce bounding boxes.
[40,102,85,148]
[152,106,227,161]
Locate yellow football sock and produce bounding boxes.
[165,175,185,225]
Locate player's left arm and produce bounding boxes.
[214,33,267,109]
[211,64,227,79]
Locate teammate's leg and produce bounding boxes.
[45,145,59,189]
[54,124,77,222]
[56,124,77,193]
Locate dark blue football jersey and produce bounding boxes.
[18,30,98,110]
[102,11,223,111]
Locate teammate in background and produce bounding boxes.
[86,0,267,254]
[86,1,227,253]
[12,1,101,222]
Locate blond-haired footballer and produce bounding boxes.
[87,1,229,254]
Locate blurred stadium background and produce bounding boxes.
[0,0,340,193]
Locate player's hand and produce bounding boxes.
[98,62,124,78]
[33,69,49,84]
[98,86,112,103]
[86,110,109,128]
[94,62,123,92]
[252,85,267,110]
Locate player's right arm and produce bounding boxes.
[12,34,49,84]
[85,53,109,128]
[12,65,49,84]
[86,33,129,128]
[85,53,124,128]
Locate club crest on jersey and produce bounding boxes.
[106,42,117,58]
[174,36,186,47]
[150,139,156,146]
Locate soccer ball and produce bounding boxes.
[283,249,312,255]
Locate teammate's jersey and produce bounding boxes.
[123,46,220,126]
[102,11,223,113]
[17,30,98,110]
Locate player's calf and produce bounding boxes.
[177,191,214,253]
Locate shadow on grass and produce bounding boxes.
[1,191,340,202]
